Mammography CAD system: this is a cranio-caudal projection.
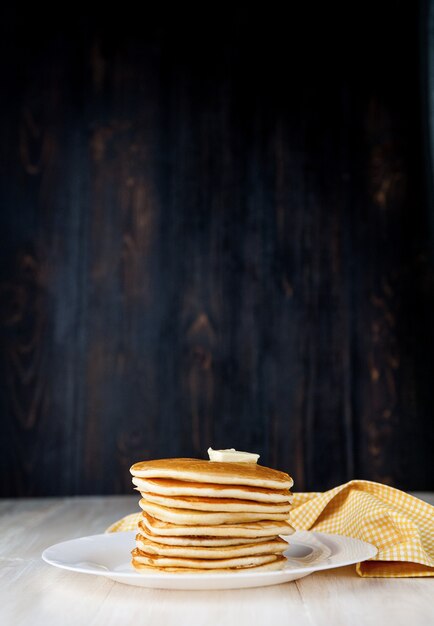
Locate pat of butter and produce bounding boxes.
[207,447,260,463]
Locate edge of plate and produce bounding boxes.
[42,530,378,581]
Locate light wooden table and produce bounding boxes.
[0,494,433,626]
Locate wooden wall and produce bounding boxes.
[1,4,433,496]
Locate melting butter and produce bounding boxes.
[207,448,260,463]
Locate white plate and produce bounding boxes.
[42,530,377,590]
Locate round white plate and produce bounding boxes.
[42,530,377,590]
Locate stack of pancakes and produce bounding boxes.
[129,458,294,573]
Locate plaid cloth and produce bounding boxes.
[107,479,434,577]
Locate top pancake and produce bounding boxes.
[130,458,293,490]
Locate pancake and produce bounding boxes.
[135,534,288,559]
[130,458,293,490]
[139,499,291,525]
[141,511,295,538]
[131,547,280,569]
[138,522,275,546]
[140,491,292,513]
[132,476,292,503]
[130,456,294,575]
[131,555,287,573]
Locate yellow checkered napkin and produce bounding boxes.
[291,480,434,577]
[107,480,434,577]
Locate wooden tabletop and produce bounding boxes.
[1,494,433,626]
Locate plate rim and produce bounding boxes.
[42,529,378,581]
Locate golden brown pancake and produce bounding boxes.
[138,521,275,546]
[131,547,280,569]
[140,491,292,513]
[132,476,292,503]
[130,458,293,489]
[139,499,291,525]
[141,511,295,538]
[131,555,287,573]
[135,534,288,559]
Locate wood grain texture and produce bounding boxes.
[0,496,433,626]
[1,5,434,496]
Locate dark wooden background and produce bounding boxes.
[1,4,434,496]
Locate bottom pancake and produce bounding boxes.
[131,547,280,569]
[131,554,287,573]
